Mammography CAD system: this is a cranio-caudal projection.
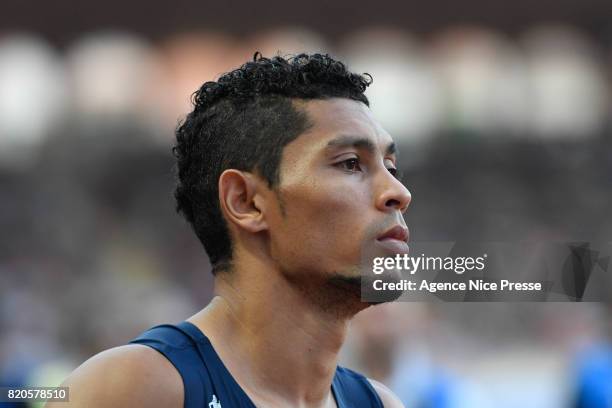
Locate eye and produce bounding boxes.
[337,158,362,173]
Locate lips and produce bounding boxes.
[376,225,410,255]
[377,225,409,243]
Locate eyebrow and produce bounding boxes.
[325,135,396,156]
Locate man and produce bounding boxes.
[47,53,410,407]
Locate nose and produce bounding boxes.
[376,172,412,214]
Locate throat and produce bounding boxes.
[192,287,353,406]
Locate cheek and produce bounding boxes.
[273,177,373,269]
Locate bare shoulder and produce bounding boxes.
[45,344,183,408]
[368,378,405,408]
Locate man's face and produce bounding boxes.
[264,98,412,293]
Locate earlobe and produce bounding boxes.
[218,170,268,233]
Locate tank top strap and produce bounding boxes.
[332,366,384,408]
[130,321,257,408]
[129,322,214,408]
[176,321,257,407]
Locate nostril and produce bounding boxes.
[385,198,401,208]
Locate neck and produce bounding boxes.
[189,251,366,407]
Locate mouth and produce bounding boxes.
[375,225,410,255]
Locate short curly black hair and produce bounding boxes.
[173,52,372,273]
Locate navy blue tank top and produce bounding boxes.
[129,321,383,408]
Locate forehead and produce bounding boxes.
[290,98,394,154]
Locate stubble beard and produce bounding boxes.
[284,265,403,321]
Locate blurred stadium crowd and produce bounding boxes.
[0,24,611,407]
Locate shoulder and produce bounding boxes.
[44,344,183,408]
[368,378,405,408]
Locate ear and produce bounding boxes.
[218,169,268,233]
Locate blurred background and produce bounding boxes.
[1,0,612,406]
